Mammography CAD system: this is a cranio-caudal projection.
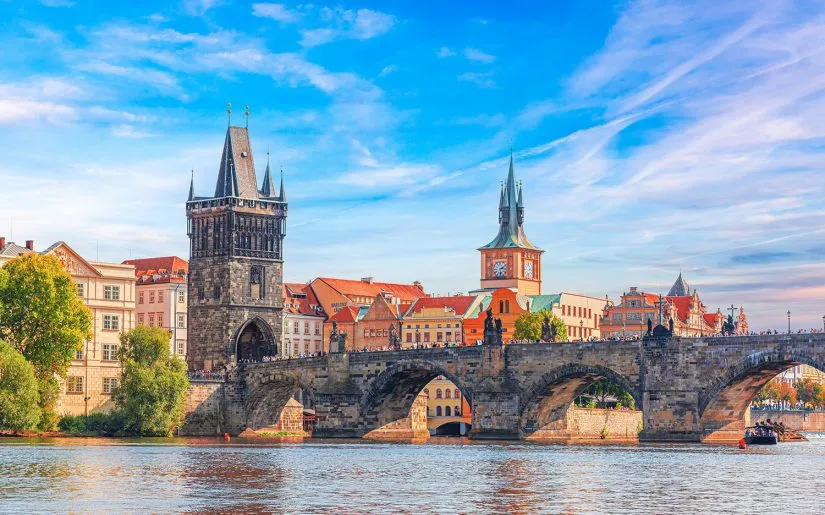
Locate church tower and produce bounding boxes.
[478,151,543,296]
[186,124,287,371]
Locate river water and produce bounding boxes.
[2,436,825,514]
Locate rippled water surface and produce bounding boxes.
[2,436,825,514]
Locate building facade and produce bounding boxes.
[123,256,188,358]
[186,125,287,371]
[400,295,482,348]
[553,292,606,341]
[0,239,136,416]
[478,152,543,296]
[282,283,325,357]
[423,375,472,435]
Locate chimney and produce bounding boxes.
[25,240,34,251]
[414,280,422,289]
[0,237,5,248]
[629,286,637,292]
[361,277,373,284]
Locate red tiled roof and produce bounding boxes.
[316,277,425,302]
[406,296,477,317]
[123,256,188,284]
[704,313,721,326]
[665,296,693,323]
[329,305,358,323]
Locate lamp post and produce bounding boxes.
[822,314,825,333]
[787,310,791,334]
[415,327,420,349]
[580,319,584,342]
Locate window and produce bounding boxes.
[364,328,369,337]
[612,313,622,321]
[102,343,118,361]
[213,286,221,300]
[137,314,144,325]
[157,313,163,327]
[178,291,185,303]
[436,406,442,416]
[198,287,204,301]
[104,285,121,301]
[158,291,164,303]
[436,389,442,399]
[149,291,155,303]
[437,332,443,342]
[406,333,412,343]
[293,321,299,334]
[74,348,84,360]
[77,283,84,298]
[455,389,461,398]
[446,332,452,342]
[177,314,186,329]
[424,333,430,343]
[627,312,641,320]
[369,329,375,337]
[454,404,461,416]
[103,314,120,330]
[176,340,185,356]
[445,389,451,399]
[445,406,452,416]
[102,377,118,394]
[304,322,310,335]
[67,376,83,394]
[314,324,321,336]
[148,314,155,327]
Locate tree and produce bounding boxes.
[795,378,818,407]
[0,253,92,428]
[776,380,797,407]
[115,326,189,436]
[513,309,567,341]
[0,340,41,430]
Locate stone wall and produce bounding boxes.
[750,410,825,431]
[180,381,246,436]
[567,408,643,441]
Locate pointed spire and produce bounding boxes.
[517,180,523,208]
[279,168,286,202]
[188,170,195,201]
[261,150,276,198]
[480,148,538,251]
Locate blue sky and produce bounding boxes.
[1,0,824,330]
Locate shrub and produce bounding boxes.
[600,425,610,439]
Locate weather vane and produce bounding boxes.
[245,105,250,128]
[227,102,232,126]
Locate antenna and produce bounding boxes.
[227,102,232,126]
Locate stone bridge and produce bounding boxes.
[184,333,825,443]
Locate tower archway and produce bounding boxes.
[234,317,276,362]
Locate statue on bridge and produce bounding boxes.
[722,314,736,334]
[647,318,653,337]
[389,323,400,350]
[329,320,347,353]
[483,308,503,345]
[668,317,674,334]
[541,315,552,343]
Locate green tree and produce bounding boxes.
[0,253,92,428]
[115,326,189,436]
[795,378,818,407]
[513,309,567,341]
[0,340,41,430]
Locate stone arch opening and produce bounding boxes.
[234,317,276,363]
[359,360,472,441]
[519,364,641,441]
[245,373,315,434]
[699,352,823,442]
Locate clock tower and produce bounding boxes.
[478,151,543,295]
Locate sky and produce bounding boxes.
[1,0,824,331]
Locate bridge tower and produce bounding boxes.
[478,150,543,295]
[186,122,287,371]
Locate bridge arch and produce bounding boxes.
[233,317,277,362]
[359,359,472,439]
[519,364,640,440]
[245,372,315,432]
[699,351,824,441]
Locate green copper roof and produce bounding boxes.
[479,152,540,250]
[528,294,560,313]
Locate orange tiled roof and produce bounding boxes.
[704,312,721,326]
[329,305,359,323]
[316,277,425,301]
[123,256,188,284]
[405,296,477,317]
[665,296,693,322]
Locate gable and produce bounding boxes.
[44,242,102,277]
[361,295,399,321]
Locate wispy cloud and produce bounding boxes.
[252,3,301,23]
[458,71,496,89]
[183,0,221,16]
[437,46,455,58]
[464,47,496,64]
[300,7,396,47]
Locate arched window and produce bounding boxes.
[454,388,460,398]
[504,300,510,313]
[445,389,451,399]
[436,389,442,399]
[445,406,452,417]
[436,406,442,416]
[499,300,504,313]
[454,404,461,416]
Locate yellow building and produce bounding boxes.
[401,295,484,348]
[553,292,607,341]
[423,375,472,435]
[0,239,136,416]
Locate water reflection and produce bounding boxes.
[1,437,824,513]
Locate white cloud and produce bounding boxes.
[300,7,396,47]
[458,71,496,89]
[338,165,439,187]
[252,3,301,23]
[378,64,397,78]
[464,47,496,64]
[437,46,455,58]
[40,0,75,7]
[183,0,221,16]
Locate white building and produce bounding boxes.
[282,283,325,357]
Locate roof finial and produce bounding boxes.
[227,102,232,127]
[188,169,195,201]
[245,105,249,129]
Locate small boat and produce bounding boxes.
[744,426,778,445]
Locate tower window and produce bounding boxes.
[250,266,265,299]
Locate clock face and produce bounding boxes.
[525,261,534,279]
[493,261,507,277]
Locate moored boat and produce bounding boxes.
[744,426,778,445]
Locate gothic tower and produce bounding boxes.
[478,151,543,295]
[186,125,287,370]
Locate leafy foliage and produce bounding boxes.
[575,379,636,410]
[513,309,568,341]
[58,412,121,435]
[114,326,189,436]
[0,340,41,430]
[0,254,92,428]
